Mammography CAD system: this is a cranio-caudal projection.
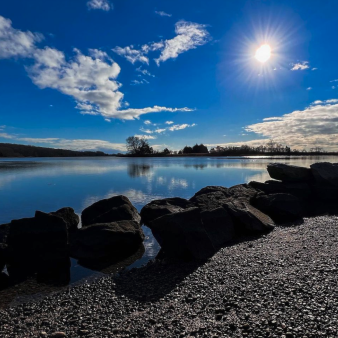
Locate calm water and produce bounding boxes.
[0,155,336,285]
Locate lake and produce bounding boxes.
[0,155,335,286]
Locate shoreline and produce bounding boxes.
[0,216,337,337]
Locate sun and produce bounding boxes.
[255,44,271,63]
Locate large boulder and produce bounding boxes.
[227,184,258,201]
[51,207,79,232]
[6,211,68,272]
[192,186,229,198]
[82,195,141,226]
[70,220,144,260]
[149,208,215,260]
[223,199,275,234]
[200,207,235,249]
[190,191,229,212]
[0,244,6,272]
[249,180,312,200]
[267,163,313,182]
[253,193,303,222]
[140,197,194,225]
[310,162,338,187]
[0,272,9,290]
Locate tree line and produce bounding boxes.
[125,136,332,156]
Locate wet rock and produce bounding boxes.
[140,197,194,225]
[51,207,79,232]
[6,211,68,273]
[149,208,215,259]
[81,195,141,226]
[200,207,235,249]
[267,163,313,182]
[253,193,303,222]
[310,162,338,187]
[223,199,275,234]
[70,220,144,260]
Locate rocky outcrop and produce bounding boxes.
[310,162,338,187]
[140,197,194,224]
[190,190,229,212]
[51,207,79,232]
[82,195,141,226]
[267,163,313,182]
[149,208,215,260]
[200,207,235,250]
[249,180,312,200]
[0,244,6,272]
[6,211,68,273]
[70,220,144,261]
[253,193,303,222]
[223,199,275,234]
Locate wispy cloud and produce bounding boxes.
[330,79,338,83]
[155,11,172,17]
[0,16,43,59]
[113,20,211,66]
[144,120,152,125]
[168,123,196,131]
[244,99,338,150]
[306,87,312,90]
[165,121,174,125]
[112,45,149,64]
[134,134,156,140]
[87,0,112,11]
[131,79,149,85]
[154,21,210,65]
[136,66,154,77]
[291,61,310,71]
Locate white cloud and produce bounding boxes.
[168,123,196,131]
[165,121,174,125]
[312,67,317,71]
[144,120,152,125]
[244,99,338,150]
[112,46,149,64]
[113,20,210,66]
[131,79,149,85]
[140,127,153,134]
[134,134,156,140]
[154,21,210,65]
[330,79,338,82]
[87,0,112,11]
[333,86,336,90]
[0,15,194,121]
[155,11,172,17]
[0,16,43,59]
[291,61,310,71]
[306,87,312,90]
[154,128,167,134]
[136,66,154,77]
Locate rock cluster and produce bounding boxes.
[0,196,144,290]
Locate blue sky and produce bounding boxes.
[0,0,338,153]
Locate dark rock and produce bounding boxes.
[312,185,338,200]
[0,244,6,272]
[267,163,313,182]
[310,162,338,187]
[6,211,68,272]
[81,195,141,226]
[0,272,9,290]
[51,207,79,232]
[191,186,229,198]
[190,191,229,212]
[223,199,275,234]
[140,197,194,225]
[149,208,215,259]
[249,180,312,200]
[70,220,144,260]
[200,207,235,249]
[227,184,258,201]
[253,193,303,222]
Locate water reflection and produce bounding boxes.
[127,163,153,178]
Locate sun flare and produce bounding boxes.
[255,44,271,63]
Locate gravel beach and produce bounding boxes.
[0,215,337,338]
